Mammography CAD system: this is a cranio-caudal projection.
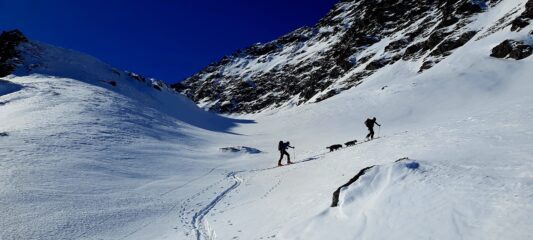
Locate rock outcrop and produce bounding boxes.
[490,40,533,60]
[0,29,28,77]
[511,0,533,31]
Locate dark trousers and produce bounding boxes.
[278,150,290,163]
[366,127,375,139]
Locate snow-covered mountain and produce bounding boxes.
[1,0,533,239]
[0,29,253,239]
[176,0,533,113]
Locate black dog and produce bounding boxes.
[345,140,358,147]
[327,144,343,152]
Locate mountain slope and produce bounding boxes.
[171,1,532,239]
[176,0,533,114]
[0,29,250,132]
[184,1,533,236]
[0,0,532,239]
[0,31,253,240]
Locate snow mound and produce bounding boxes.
[337,159,422,208]
[283,160,430,240]
[331,158,420,207]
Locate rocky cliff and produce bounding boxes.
[174,0,533,114]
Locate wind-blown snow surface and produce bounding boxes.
[0,74,250,239]
[1,2,533,240]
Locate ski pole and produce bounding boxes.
[293,148,296,162]
[378,125,381,138]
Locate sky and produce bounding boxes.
[0,0,339,83]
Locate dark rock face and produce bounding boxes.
[177,1,495,113]
[511,0,533,31]
[490,40,533,60]
[170,82,187,91]
[0,29,28,77]
[430,31,478,57]
[365,58,391,71]
[457,0,487,15]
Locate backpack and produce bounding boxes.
[278,141,284,151]
[364,119,372,128]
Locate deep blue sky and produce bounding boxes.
[1,0,338,83]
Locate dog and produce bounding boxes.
[327,144,343,152]
[344,140,358,147]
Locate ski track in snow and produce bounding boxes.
[185,145,356,240]
[116,167,222,240]
[186,161,301,240]
[191,172,243,240]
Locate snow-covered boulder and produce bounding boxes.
[331,157,417,207]
[490,39,533,60]
[220,146,262,154]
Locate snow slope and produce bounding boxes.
[197,12,533,238]
[0,41,254,239]
[173,1,533,239]
[1,0,533,239]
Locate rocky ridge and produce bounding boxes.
[175,0,533,114]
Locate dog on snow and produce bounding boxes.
[344,140,358,147]
[327,144,343,152]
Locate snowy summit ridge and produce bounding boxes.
[0,28,249,132]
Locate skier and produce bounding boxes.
[364,117,381,140]
[278,141,294,166]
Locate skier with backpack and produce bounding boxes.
[364,117,381,140]
[278,141,294,166]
